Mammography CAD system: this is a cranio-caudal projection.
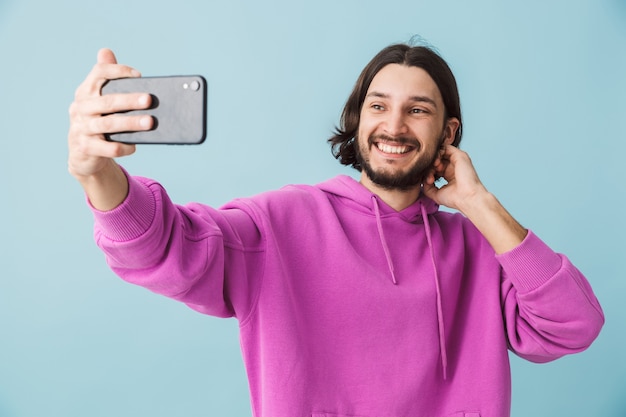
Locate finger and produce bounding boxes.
[94,48,141,84]
[70,135,136,160]
[430,154,450,180]
[69,122,137,156]
[442,145,472,167]
[76,63,142,98]
[85,136,137,159]
[68,133,136,180]
[424,172,437,186]
[87,113,154,136]
[97,48,118,65]
[421,181,440,203]
[70,93,152,118]
[74,50,141,99]
[439,144,457,159]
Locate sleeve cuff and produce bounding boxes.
[89,170,157,242]
[495,230,564,293]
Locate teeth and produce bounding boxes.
[377,143,410,154]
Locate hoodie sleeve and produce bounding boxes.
[91,173,265,321]
[497,231,604,362]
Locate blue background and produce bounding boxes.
[0,0,624,416]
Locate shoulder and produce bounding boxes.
[221,181,335,224]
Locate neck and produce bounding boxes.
[359,173,421,211]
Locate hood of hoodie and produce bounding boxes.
[315,174,449,379]
[315,175,440,221]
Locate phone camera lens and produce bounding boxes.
[189,80,200,91]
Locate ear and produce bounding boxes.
[443,117,460,146]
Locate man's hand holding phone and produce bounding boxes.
[68,48,207,210]
[67,48,153,211]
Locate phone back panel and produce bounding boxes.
[102,75,207,144]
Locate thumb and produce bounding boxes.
[97,48,118,64]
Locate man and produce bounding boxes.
[68,44,604,417]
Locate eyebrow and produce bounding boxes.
[365,91,438,108]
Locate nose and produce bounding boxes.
[383,108,408,137]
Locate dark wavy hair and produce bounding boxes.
[328,43,463,171]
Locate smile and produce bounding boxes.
[375,142,413,155]
[374,141,416,155]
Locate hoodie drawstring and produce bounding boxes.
[420,203,448,380]
[372,196,398,285]
[370,195,448,380]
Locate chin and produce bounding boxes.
[364,166,424,191]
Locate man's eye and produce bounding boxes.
[411,108,426,114]
[372,104,384,110]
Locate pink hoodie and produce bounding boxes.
[93,173,604,417]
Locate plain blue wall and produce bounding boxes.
[0,0,624,416]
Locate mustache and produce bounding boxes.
[368,133,420,148]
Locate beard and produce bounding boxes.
[355,132,444,191]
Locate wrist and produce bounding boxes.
[459,189,527,254]
[456,186,493,217]
[78,161,129,211]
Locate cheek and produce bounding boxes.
[357,112,378,134]
[356,132,370,152]
[355,125,367,143]
[419,120,446,141]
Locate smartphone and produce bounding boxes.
[101,75,207,144]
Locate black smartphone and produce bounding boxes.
[101,75,207,144]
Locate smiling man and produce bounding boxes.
[68,43,604,417]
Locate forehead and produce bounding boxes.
[366,63,443,104]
